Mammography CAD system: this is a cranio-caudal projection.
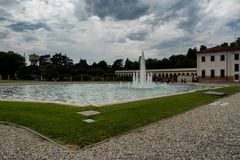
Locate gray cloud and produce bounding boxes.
[0,17,6,21]
[0,9,12,21]
[127,30,148,41]
[0,0,18,6]
[84,0,149,20]
[227,19,240,30]
[172,1,203,33]
[0,31,8,39]
[8,22,51,32]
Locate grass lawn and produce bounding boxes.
[0,86,240,149]
[0,80,35,84]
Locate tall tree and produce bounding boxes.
[51,53,73,66]
[112,59,123,70]
[41,64,58,81]
[98,60,108,70]
[50,53,73,79]
[39,54,51,66]
[186,47,197,59]
[0,51,25,78]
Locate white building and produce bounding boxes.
[115,68,197,82]
[197,46,240,83]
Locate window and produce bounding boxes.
[211,70,215,77]
[201,56,205,62]
[234,74,239,80]
[211,56,215,61]
[235,64,239,72]
[235,54,239,60]
[221,55,225,61]
[202,70,205,78]
[220,69,225,77]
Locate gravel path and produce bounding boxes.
[1,93,240,160]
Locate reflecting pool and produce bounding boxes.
[0,83,209,106]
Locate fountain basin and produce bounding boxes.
[0,83,210,106]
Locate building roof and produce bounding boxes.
[198,45,240,54]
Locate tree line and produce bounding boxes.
[0,38,239,81]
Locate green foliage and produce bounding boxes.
[220,42,228,47]
[16,65,40,80]
[200,45,207,50]
[39,54,51,66]
[124,58,139,70]
[0,51,25,78]
[50,53,73,66]
[98,60,108,70]
[236,37,240,46]
[112,59,124,70]
[0,86,239,148]
[40,64,58,80]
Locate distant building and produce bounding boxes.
[197,46,240,83]
[29,54,40,66]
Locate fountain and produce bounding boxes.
[132,52,155,88]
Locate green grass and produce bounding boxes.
[0,80,35,84]
[0,86,240,149]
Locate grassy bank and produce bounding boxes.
[0,86,240,149]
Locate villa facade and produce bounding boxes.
[197,46,240,83]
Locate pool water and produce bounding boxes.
[0,83,208,106]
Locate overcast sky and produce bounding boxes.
[0,0,240,64]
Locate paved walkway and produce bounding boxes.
[1,93,240,160]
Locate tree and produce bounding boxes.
[236,37,240,46]
[230,42,236,47]
[50,53,73,80]
[0,51,25,79]
[186,47,197,59]
[51,53,73,66]
[200,45,207,51]
[77,59,89,69]
[220,42,228,47]
[17,66,32,80]
[41,64,58,81]
[75,59,89,74]
[145,58,159,69]
[98,60,108,70]
[124,58,132,70]
[112,59,123,70]
[39,54,51,66]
